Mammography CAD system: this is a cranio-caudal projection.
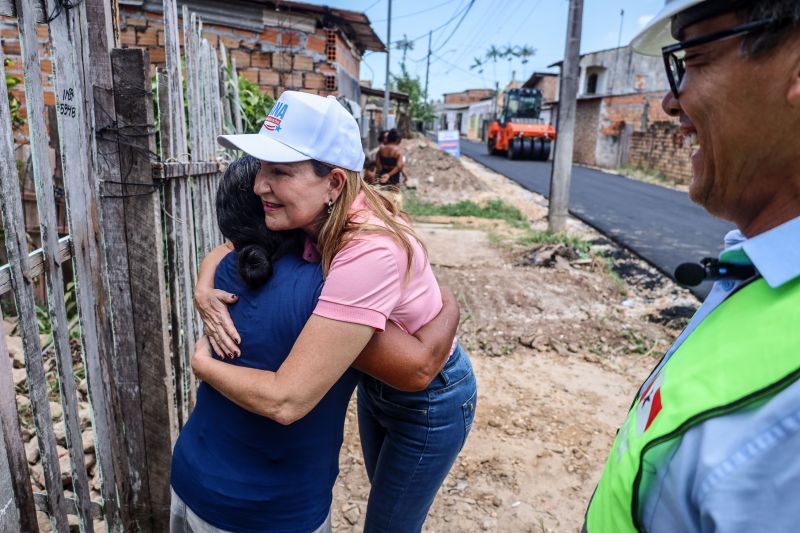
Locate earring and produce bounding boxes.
[327,199,334,215]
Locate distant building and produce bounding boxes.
[551,45,693,184]
[465,98,494,141]
[437,88,495,134]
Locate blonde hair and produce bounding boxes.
[317,167,423,279]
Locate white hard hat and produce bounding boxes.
[631,0,706,56]
[218,90,365,172]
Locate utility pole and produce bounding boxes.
[424,30,432,100]
[396,33,414,66]
[617,9,625,48]
[383,0,392,130]
[548,0,584,233]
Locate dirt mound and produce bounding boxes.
[401,138,489,204]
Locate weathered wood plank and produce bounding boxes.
[0,309,33,532]
[46,0,123,527]
[156,69,188,427]
[0,41,68,533]
[111,47,174,531]
[0,1,14,17]
[230,58,243,134]
[163,0,186,158]
[218,43,233,135]
[183,8,200,161]
[166,0,198,418]
[0,237,72,297]
[13,0,94,527]
[83,0,152,526]
[33,492,102,519]
[153,161,221,180]
[0,412,22,531]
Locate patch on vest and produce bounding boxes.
[636,370,664,436]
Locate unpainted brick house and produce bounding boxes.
[551,45,694,184]
[118,0,384,108]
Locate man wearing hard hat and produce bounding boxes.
[583,1,800,532]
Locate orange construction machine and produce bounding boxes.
[486,87,556,161]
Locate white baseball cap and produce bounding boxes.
[218,90,366,172]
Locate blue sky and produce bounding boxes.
[308,0,664,101]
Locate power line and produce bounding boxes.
[508,0,543,37]
[372,0,458,23]
[405,0,472,45]
[363,0,382,13]
[431,0,475,54]
[431,52,489,84]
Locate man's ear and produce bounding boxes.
[787,40,800,106]
[328,168,347,200]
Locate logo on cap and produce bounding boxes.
[264,101,289,132]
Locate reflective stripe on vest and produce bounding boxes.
[585,277,800,532]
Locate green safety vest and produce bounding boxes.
[584,277,800,532]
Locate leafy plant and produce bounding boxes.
[224,65,275,134]
[515,230,591,254]
[391,63,436,126]
[5,59,24,132]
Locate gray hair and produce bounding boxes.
[738,0,800,57]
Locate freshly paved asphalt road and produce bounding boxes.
[459,139,736,299]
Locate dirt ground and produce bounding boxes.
[331,140,699,532]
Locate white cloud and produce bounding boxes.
[638,15,655,27]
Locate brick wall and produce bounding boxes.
[573,98,601,166]
[599,92,669,136]
[629,121,694,184]
[1,18,54,144]
[118,6,359,100]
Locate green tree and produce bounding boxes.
[391,62,435,130]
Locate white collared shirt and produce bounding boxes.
[638,215,800,532]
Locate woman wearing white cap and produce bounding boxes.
[192,91,477,532]
[170,156,458,533]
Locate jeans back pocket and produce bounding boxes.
[461,389,477,450]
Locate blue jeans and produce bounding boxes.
[357,344,477,533]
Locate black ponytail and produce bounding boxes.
[216,156,303,288]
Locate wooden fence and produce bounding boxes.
[0,0,240,530]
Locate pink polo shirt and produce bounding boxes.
[310,193,442,334]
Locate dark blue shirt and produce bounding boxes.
[171,252,358,532]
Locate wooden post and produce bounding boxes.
[0,305,34,531]
[0,45,69,533]
[548,0,584,233]
[13,0,96,528]
[82,0,153,526]
[110,47,175,531]
[45,0,124,527]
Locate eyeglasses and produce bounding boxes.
[661,18,786,99]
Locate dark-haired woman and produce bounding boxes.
[197,90,475,533]
[169,156,458,533]
[376,128,404,191]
